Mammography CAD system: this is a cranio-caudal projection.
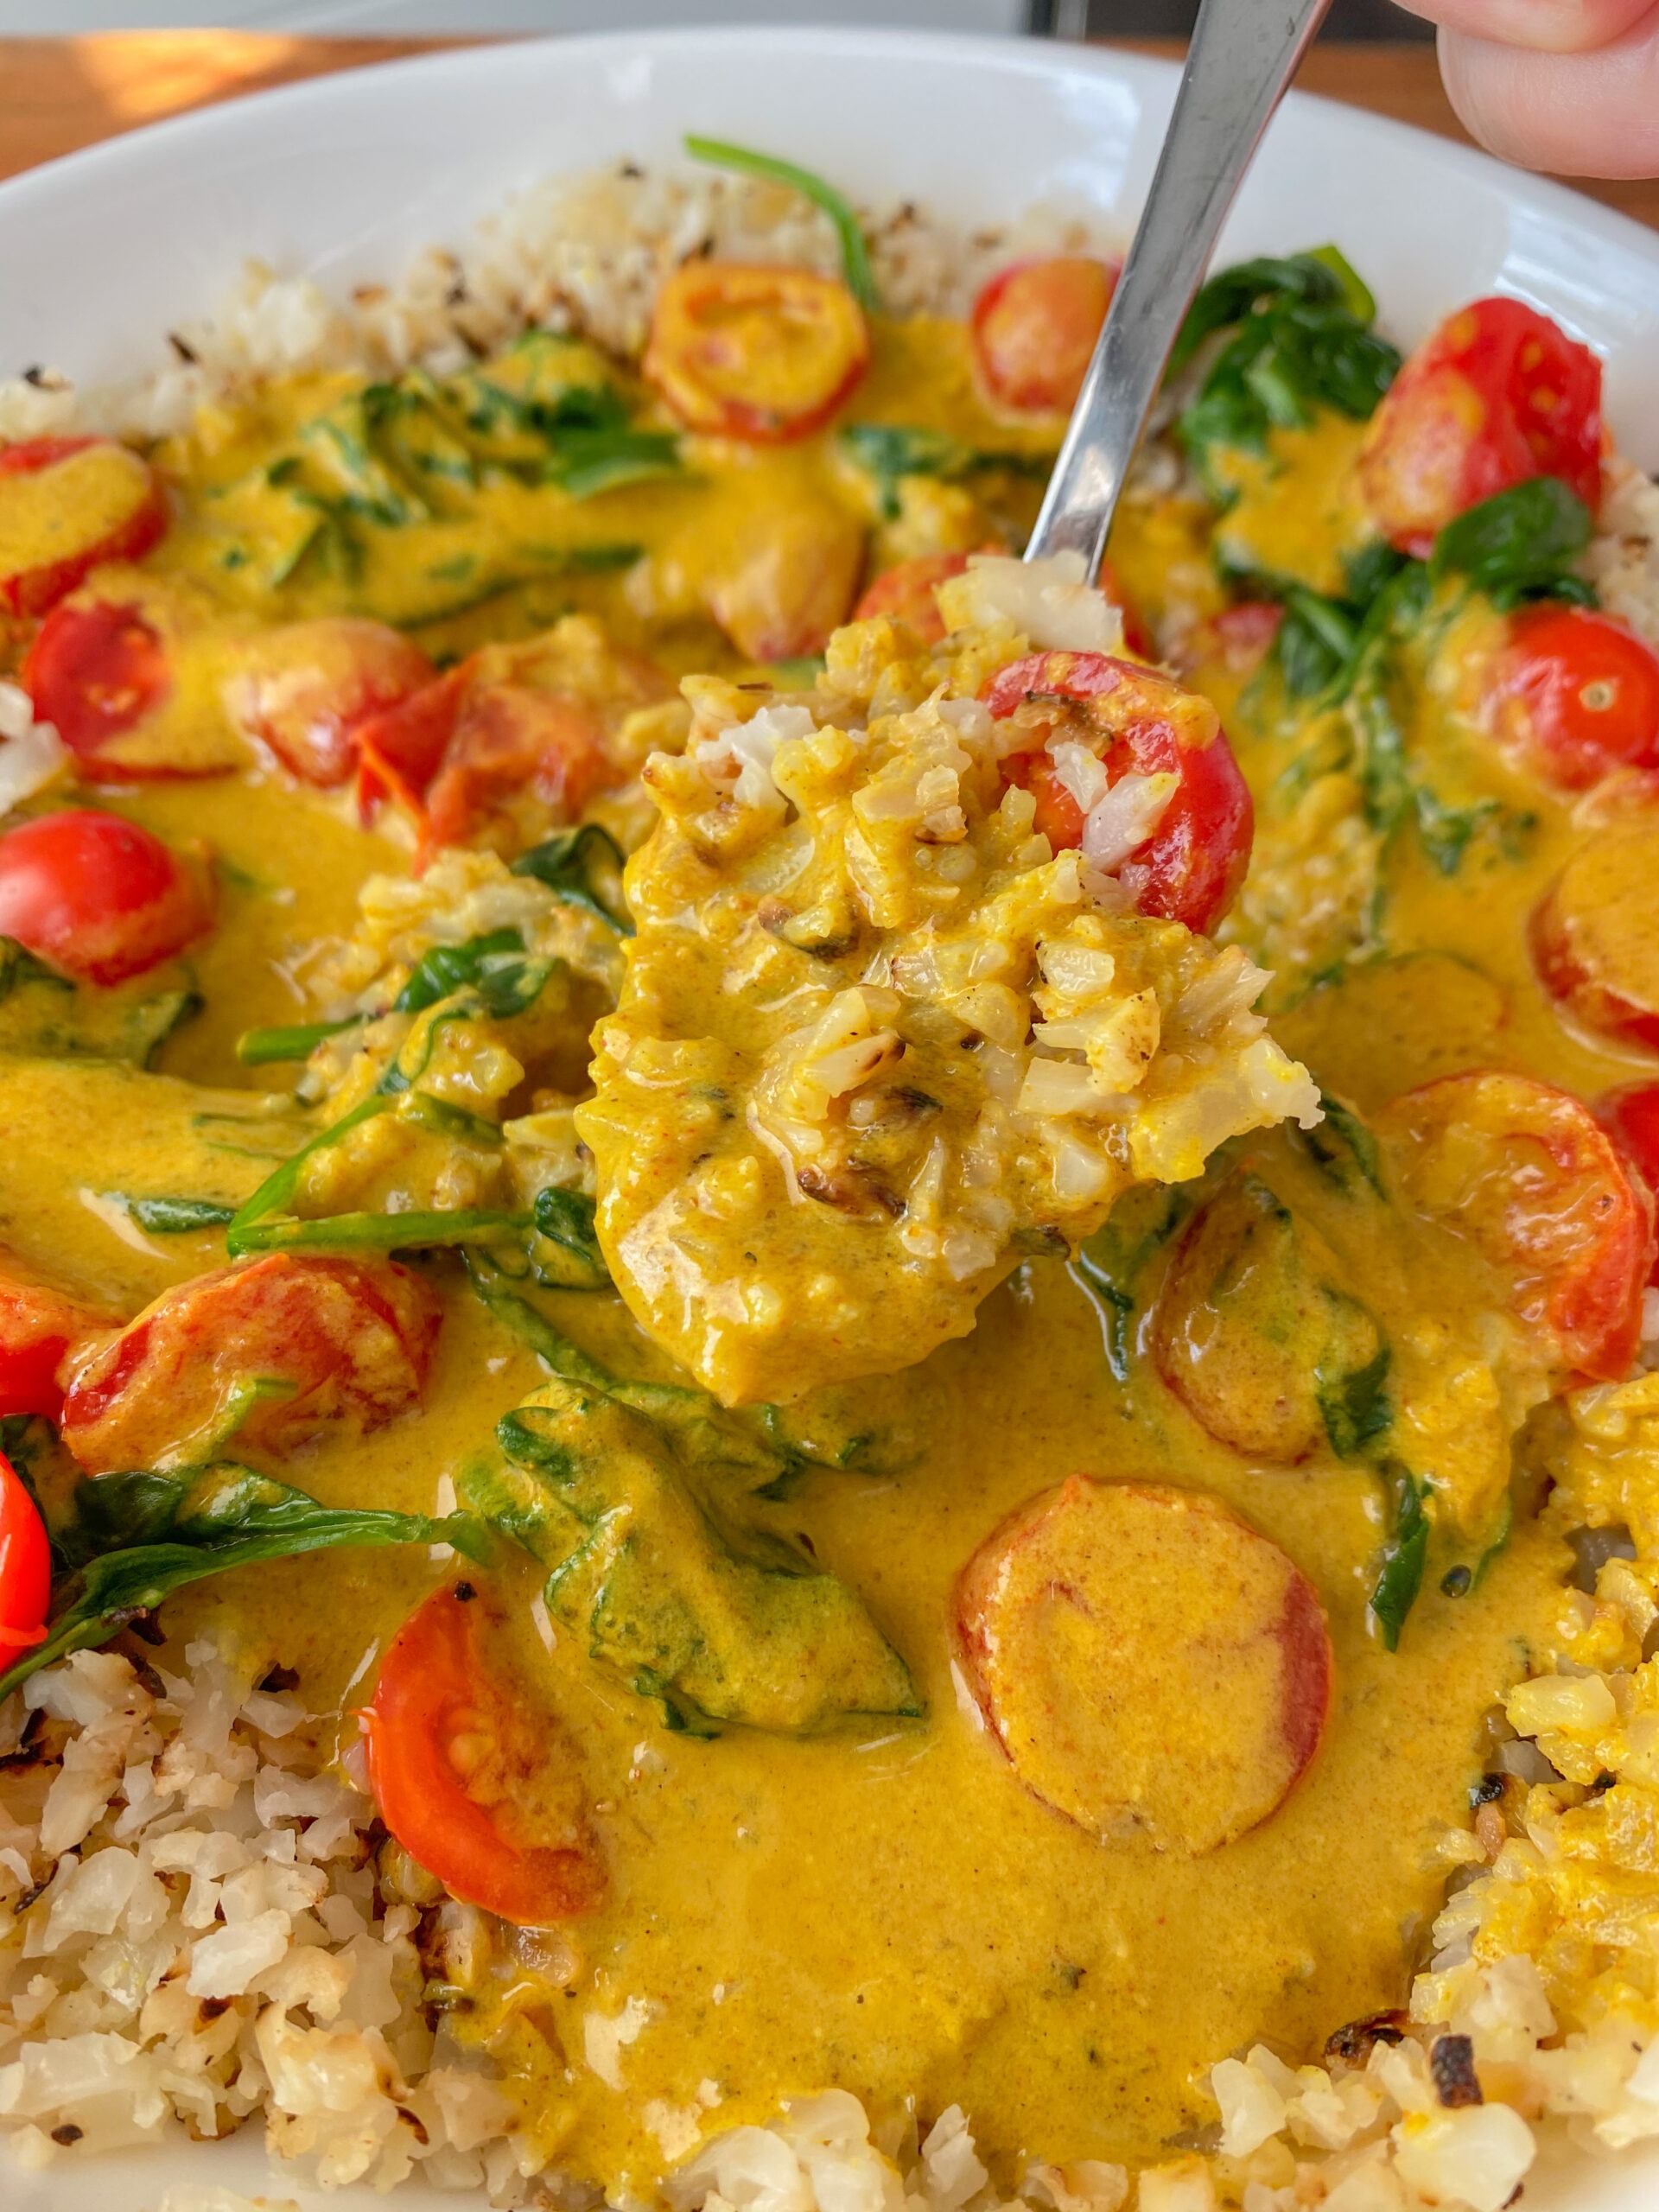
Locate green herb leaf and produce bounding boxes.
[1298,1091,1386,1199]
[109,1195,237,1235]
[1428,479,1594,603]
[511,823,632,933]
[1370,1466,1429,1650]
[1072,1185,1193,1383]
[685,134,878,314]
[530,1186,608,1290]
[0,1462,487,1700]
[236,1017,360,1067]
[1316,1335,1393,1461]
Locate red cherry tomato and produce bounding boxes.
[1359,297,1603,557]
[643,263,869,442]
[0,810,210,987]
[1532,807,1659,1054]
[0,1452,49,1656]
[1376,1071,1654,1381]
[854,551,974,645]
[969,257,1118,417]
[1599,1084,1659,1285]
[60,1254,441,1477]
[223,619,434,788]
[987,649,1254,936]
[22,601,172,772]
[365,1583,607,1926]
[0,437,168,617]
[1176,601,1286,683]
[0,1253,117,1421]
[1481,604,1659,792]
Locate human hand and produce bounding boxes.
[1392,0,1659,179]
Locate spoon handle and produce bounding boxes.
[1025,0,1333,574]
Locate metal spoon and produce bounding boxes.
[1026,0,1334,574]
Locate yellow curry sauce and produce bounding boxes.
[0,256,1648,2194]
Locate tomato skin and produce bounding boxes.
[1358,297,1603,557]
[0,1452,49,1655]
[1599,1084,1659,1286]
[1532,809,1659,1054]
[644,263,869,442]
[0,810,209,987]
[0,437,168,617]
[23,600,175,775]
[1377,1070,1654,1382]
[365,1584,607,1926]
[854,552,973,645]
[1481,604,1659,793]
[969,257,1117,417]
[224,619,434,788]
[0,1255,117,1421]
[60,1254,440,1477]
[987,649,1253,936]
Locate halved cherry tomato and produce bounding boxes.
[0,1452,49,1655]
[988,649,1253,936]
[1532,809,1659,1053]
[0,437,168,616]
[854,551,973,645]
[60,1254,440,1475]
[969,257,1118,417]
[23,600,172,770]
[0,810,210,987]
[643,263,869,442]
[0,1251,118,1421]
[1376,1071,1653,1381]
[365,1582,607,1926]
[1358,298,1603,557]
[1480,604,1659,792]
[954,1476,1332,1855]
[222,619,434,788]
[1175,601,1285,683]
[1599,1084,1659,1286]
[355,629,669,857]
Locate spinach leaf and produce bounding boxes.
[1297,1090,1386,1199]
[1073,1185,1194,1382]
[0,1462,486,1700]
[836,423,1048,522]
[685,134,878,314]
[511,823,632,934]
[107,1195,237,1235]
[395,925,550,1016]
[1428,479,1594,605]
[530,1186,607,1290]
[1174,250,1400,498]
[0,938,71,1000]
[1370,1465,1430,1650]
[1316,1333,1393,1461]
[480,1379,918,1734]
[237,1017,361,1067]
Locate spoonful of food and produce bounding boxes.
[1027,0,1334,575]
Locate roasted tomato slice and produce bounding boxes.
[1376,1071,1653,1381]
[1480,604,1659,793]
[1358,297,1603,556]
[222,618,435,788]
[0,437,168,617]
[988,648,1253,935]
[0,1252,118,1422]
[643,262,869,442]
[1532,806,1659,1053]
[0,1451,49,1656]
[365,1583,607,1926]
[60,1254,441,1475]
[954,1476,1332,1855]
[23,600,172,770]
[0,809,210,987]
[854,551,974,645]
[969,256,1117,417]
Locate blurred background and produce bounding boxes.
[0,2,1433,35]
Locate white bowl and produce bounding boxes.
[3,27,1658,2212]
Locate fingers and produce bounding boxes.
[1439,7,1659,178]
[1391,0,1656,52]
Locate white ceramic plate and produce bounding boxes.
[3,27,1659,2212]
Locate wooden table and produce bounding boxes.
[2,29,1656,234]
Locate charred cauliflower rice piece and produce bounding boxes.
[578,556,1321,1402]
